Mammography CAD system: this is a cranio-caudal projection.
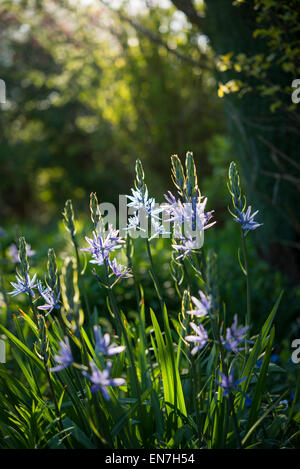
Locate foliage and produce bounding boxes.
[0,0,222,223]
[172,0,300,283]
[0,155,299,449]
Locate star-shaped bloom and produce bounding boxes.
[108,258,132,279]
[50,336,73,372]
[234,206,262,231]
[37,283,60,316]
[9,272,38,297]
[172,234,203,259]
[94,326,126,356]
[216,369,245,396]
[127,187,149,212]
[148,219,170,241]
[83,360,125,399]
[126,212,146,232]
[187,290,211,317]
[127,188,161,218]
[221,315,249,353]
[163,193,216,233]
[81,226,125,266]
[185,322,208,355]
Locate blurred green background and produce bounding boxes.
[0,0,299,342]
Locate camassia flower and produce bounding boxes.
[108,258,132,279]
[234,206,262,231]
[37,283,60,316]
[83,360,125,399]
[172,234,203,259]
[185,322,208,355]
[94,326,126,356]
[221,315,249,353]
[148,219,170,241]
[127,187,161,218]
[50,336,73,372]
[126,213,146,232]
[9,272,38,297]
[165,191,215,257]
[81,226,125,266]
[187,290,211,317]
[163,192,216,232]
[127,187,150,212]
[216,369,245,396]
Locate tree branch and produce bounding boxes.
[98,0,211,71]
[171,0,204,29]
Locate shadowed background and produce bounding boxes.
[0,0,299,339]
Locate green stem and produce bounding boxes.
[228,393,242,449]
[145,239,164,315]
[191,353,200,437]
[102,260,141,396]
[209,312,243,449]
[241,229,251,331]
[44,359,64,432]
[71,234,91,321]
[101,259,144,436]
[126,237,141,313]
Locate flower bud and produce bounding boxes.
[18,236,29,279]
[185,151,198,199]
[62,199,76,238]
[47,248,59,293]
[171,154,185,195]
[90,192,100,226]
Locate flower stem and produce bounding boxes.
[145,239,164,315]
[209,311,243,449]
[126,236,141,312]
[240,229,251,331]
[71,234,91,321]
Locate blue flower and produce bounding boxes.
[127,187,150,212]
[216,369,245,396]
[126,212,146,233]
[94,326,126,356]
[50,336,73,372]
[187,290,211,318]
[148,219,170,241]
[37,283,60,316]
[185,322,208,355]
[256,359,263,369]
[127,187,161,218]
[164,193,216,232]
[234,206,262,231]
[9,272,38,297]
[108,258,132,279]
[83,360,125,399]
[172,234,203,260]
[271,354,278,362]
[245,394,252,407]
[81,226,125,266]
[222,315,249,353]
[279,400,288,411]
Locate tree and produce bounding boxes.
[171,0,300,280]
